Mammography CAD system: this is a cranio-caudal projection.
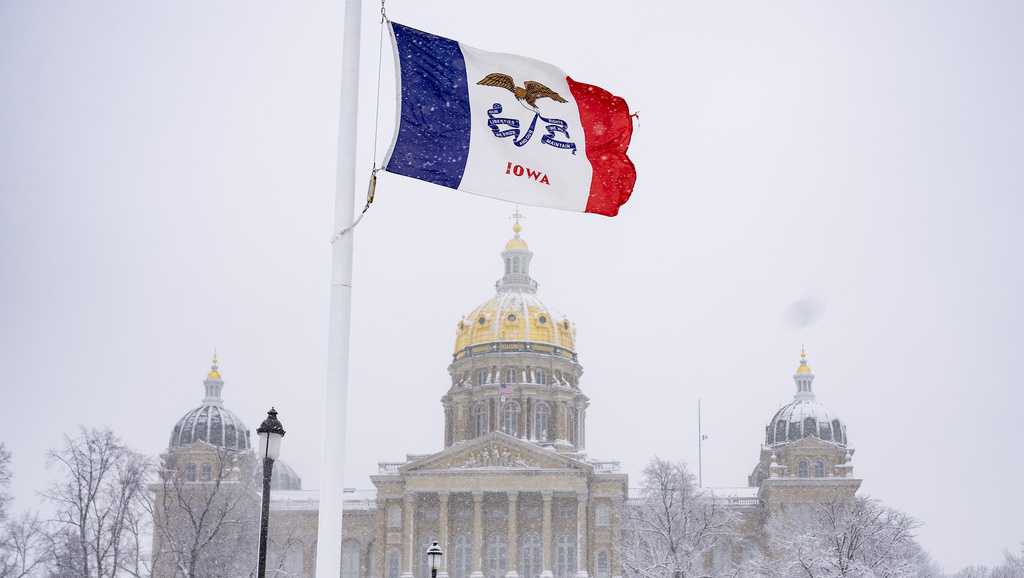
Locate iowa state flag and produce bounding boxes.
[383,22,636,217]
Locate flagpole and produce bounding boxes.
[697,398,703,488]
[316,0,362,575]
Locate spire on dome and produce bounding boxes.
[793,346,815,400]
[497,210,537,293]
[202,352,225,406]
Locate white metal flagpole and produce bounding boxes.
[316,0,362,575]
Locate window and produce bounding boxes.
[503,402,521,436]
[453,534,472,578]
[595,502,610,527]
[387,548,401,578]
[766,425,774,445]
[186,463,197,482]
[342,540,361,578]
[473,402,490,437]
[820,422,833,441]
[486,532,507,578]
[788,421,801,441]
[503,368,516,383]
[814,460,825,478]
[555,535,576,578]
[775,421,786,443]
[387,504,402,528]
[535,369,546,385]
[519,532,541,578]
[803,417,817,438]
[596,551,610,578]
[200,463,212,482]
[505,258,511,275]
[832,419,844,444]
[534,402,550,441]
[798,460,809,478]
[568,409,578,446]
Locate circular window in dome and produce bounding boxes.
[478,316,487,326]
[507,313,517,322]
[538,315,547,324]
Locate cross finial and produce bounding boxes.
[511,207,525,234]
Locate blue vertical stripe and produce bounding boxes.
[385,22,471,190]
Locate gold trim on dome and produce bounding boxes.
[454,292,575,354]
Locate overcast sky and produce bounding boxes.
[2,0,1022,572]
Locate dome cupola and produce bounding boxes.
[169,354,252,452]
[444,215,588,453]
[764,348,847,447]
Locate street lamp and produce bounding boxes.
[256,407,286,578]
[426,541,444,578]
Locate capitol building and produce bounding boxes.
[152,222,861,577]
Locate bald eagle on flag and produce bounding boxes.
[384,22,636,217]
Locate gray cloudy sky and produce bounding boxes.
[1,0,1021,572]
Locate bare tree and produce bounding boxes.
[43,428,151,578]
[0,445,11,524]
[147,447,258,578]
[621,457,738,578]
[0,513,51,578]
[743,496,930,578]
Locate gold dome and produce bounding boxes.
[454,216,575,354]
[207,352,222,380]
[796,346,812,374]
[454,292,576,354]
[505,236,529,251]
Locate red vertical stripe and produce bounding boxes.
[566,77,636,216]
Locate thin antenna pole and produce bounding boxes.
[316,0,361,575]
[698,398,703,488]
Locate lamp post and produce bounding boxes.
[256,407,286,578]
[426,541,444,578]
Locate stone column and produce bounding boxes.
[471,491,484,578]
[506,492,519,578]
[575,493,588,578]
[610,497,623,578]
[540,492,553,578]
[376,498,389,578]
[439,492,450,578]
[402,493,417,578]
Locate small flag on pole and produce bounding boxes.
[384,22,636,216]
[499,382,511,403]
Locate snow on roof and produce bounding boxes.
[270,488,377,512]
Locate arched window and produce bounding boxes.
[519,532,542,578]
[798,460,809,478]
[387,547,401,578]
[453,535,472,578]
[473,402,489,437]
[803,417,818,438]
[766,425,774,446]
[832,419,844,444]
[342,540,361,578]
[503,368,516,384]
[486,532,507,578]
[555,535,576,578]
[535,369,547,385]
[534,402,551,441]
[775,421,786,443]
[596,550,610,578]
[503,402,521,436]
[478,369,489,385]
[814,460,825,478]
